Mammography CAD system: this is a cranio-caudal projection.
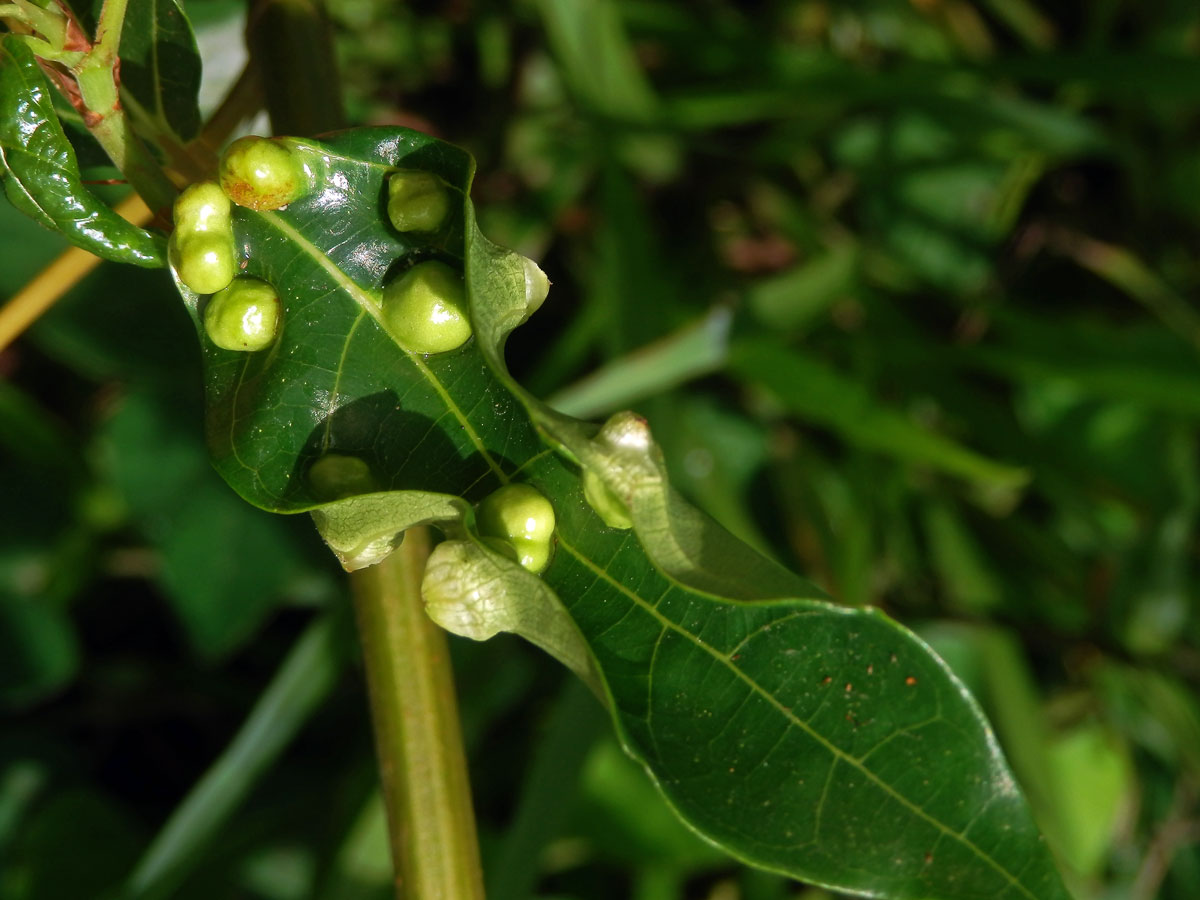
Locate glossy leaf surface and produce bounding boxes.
[119,0,203,141]
[173,127,1069,900]
[0,35,166,267]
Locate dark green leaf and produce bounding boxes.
[124,607,354,900]
[9,788,142,899]
[173,128,1069,899]
[119,0,203,142]
[729,339,1030,489]
[487,679,608,900]
[174,128,521,511]
[30,264,192,382]
[0,596,79,710]
[102,387,322,660]
[0,35,166,266]
[0,382,86,709]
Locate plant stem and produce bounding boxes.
[248,6,482,894]
[82,97,178,213]
[66,0,178,211]
[92,0,131,67]
[350,527,485,900]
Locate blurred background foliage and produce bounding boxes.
[2,0,1200,897]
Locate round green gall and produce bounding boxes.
[522,256,550,316]
[175,231,236,295]
[219,136,307,210]
[387,170,450,233]
[476,483,555,573]
[308,453,376,501]
[382,260,472,354]
[174,181,231,233]
[171,180,237,295]
[203,276,281,351]
[582,468,632,530]
[510,539,552,575]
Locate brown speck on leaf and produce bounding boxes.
[822,675,832,685]
[924,852,933,864]
[867,664,874,675]
[906,676,918,686]
[844,683,852,692]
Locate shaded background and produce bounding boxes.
[3,1,1200,898]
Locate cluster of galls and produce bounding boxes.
[171,135,484,356]
[170,137,301,351]
[170,135,566,571]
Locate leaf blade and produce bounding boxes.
[174,127,1070,900]
[515,449,1068,899]
[0,35,166,267]
[119,0,203,142]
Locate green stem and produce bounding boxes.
[92,0,131,67]
[72,0,177,211]
[350,528,485,900]
[85,106,178,211]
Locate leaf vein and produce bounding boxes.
[557,534,1038,899]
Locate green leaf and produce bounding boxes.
[1046,724,1130,877]
[119,0,203,142]
[546,308,731,420]
[10,788,142,900]
[0,382,86,709]
[729,339,1030,490]
[174,129,525,511]
[102,387,323,660]
[748,245,859,334]
[0,594,79,710]
[125,607,354,900]
[173,128,1069,899]
[0,35,165,266]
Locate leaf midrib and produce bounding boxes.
[554,532,1038,899]
[258,210,508,484]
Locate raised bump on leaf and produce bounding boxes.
[174,181,231,233]
[173,232,236,295]
[387,170,450,233]
[582,467,632,530]
[171,181,237,295]
[544,408,819,601]
[522,256,550,316]
[203,276,281,352]
[475,483,556,573]
[423,538,599,692]
[219,135,309,211]
[382,260,472,354]
[308,453,376,501]
[310,491,466,571]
